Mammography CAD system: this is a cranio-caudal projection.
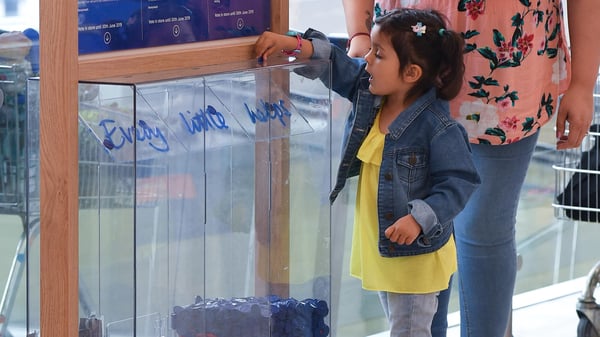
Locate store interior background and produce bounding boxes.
[1,0,599,336]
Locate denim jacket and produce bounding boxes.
[301,28,481,257]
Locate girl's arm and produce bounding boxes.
[255,31,314,63]
[254,29,367,102]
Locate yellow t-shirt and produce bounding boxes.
[350,112,457,294]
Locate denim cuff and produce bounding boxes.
[408,199,439,235]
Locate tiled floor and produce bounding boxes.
[369,277,590,337]
[449,277,586,337]
[3,277,593,337]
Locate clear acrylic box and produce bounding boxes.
[28,58,333,337]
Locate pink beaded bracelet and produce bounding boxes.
[282,33,302,56]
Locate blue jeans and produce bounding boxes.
[379,291,439,337]
[431,282,451,337]
[454,132,539,337]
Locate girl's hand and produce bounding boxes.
[255,31,293,62]
[384,214,422,245]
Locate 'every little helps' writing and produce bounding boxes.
[99,99,292,153]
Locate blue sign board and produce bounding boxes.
[78,0,271,54]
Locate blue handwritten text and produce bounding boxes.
[245,99,292,126]
[179,105,229,134]
[99,119,169,152]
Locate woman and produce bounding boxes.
[342,1,600,337]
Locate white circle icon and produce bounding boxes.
[103,32,112,44]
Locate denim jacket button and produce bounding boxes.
[417,235,432,247]
[384,172,392,181]
[385,213,394,220]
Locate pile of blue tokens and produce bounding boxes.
[172,295,329,337]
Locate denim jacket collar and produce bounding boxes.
[385,87,437,140]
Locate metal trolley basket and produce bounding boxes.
[553,76,600,337]
[0,60,34,337]
[1,68,162,336]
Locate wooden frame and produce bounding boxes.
[39,0,288,336]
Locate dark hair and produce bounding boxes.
[374,8,465,101]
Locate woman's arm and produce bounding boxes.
[555,0,600,149]
[342,0,374,57]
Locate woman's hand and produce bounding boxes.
[555,83,594,150]
[347,33,371,58]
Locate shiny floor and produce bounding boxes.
[368,277,588,337]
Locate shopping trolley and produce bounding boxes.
[0,62,28,209]
[553,78,600,337]
[0,59,35,337]
[0,65,110,336]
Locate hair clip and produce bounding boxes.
[412,22,426,36]
[438,28,446,37]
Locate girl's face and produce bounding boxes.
[364,25,412,99]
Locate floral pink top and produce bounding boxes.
[376,0,571,145]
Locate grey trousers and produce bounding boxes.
[378,291,439,337]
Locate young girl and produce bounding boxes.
[256,8,481,337]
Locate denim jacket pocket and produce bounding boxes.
[395,148,428,183]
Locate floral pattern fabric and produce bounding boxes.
[376,0,571,145]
